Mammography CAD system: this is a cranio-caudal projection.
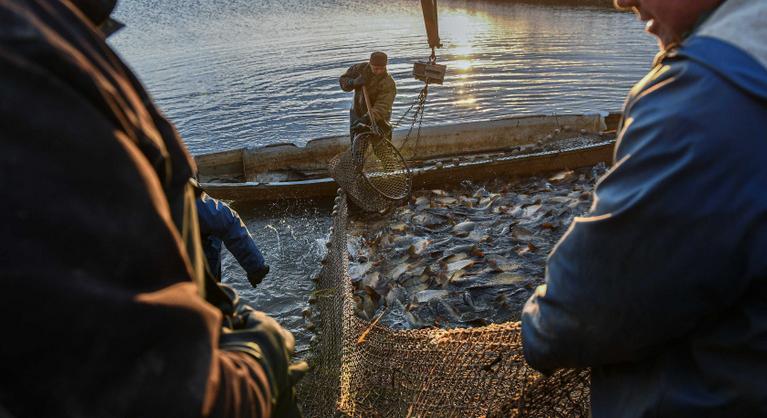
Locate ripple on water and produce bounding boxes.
[111,0,656,154]
[109,0,656,346]
[218,199,333,354]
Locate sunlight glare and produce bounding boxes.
[452,59,474,71]
[439,10,492,63]
[455,97,478,106]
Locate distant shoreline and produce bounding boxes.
[476,0,619,8]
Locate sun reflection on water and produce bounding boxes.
[112,0,657,154]
[455,97,478,106]
[451,59,474,71]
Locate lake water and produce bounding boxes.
[109,0,657,351]
[111,0,656,155]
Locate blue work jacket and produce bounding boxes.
[197,193,265,280]
[521,1,767,416]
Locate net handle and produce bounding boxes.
[360,87,411,202]
[361,85,381,135]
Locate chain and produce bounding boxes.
[412,84,428,153]
[390,47,439,154]
[393,81,430,153]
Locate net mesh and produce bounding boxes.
[298,190,590,417]
[328,132,411,213]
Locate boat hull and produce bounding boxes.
[197,113,620,202]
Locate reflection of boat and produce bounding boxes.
[196,112,622,202]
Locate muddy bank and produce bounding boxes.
[346,163,608,330]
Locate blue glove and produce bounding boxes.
[248,265,270,287]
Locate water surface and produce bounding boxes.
[111,0,655,154]
[109,0,657,347]
[220,199,332,354]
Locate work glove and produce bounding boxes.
[216,282,264,328]
[377,119,393,139]
[220,308,309,418]
[352,74,366,87]
[351,121,371,137]
[351,113,375,137]
[247,264,270,287]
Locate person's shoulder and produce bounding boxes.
[621,45,766,170]
[628,51,709,102]
[677,34,767,102]
[632,36,767,108]
[383,73,396,89]
[0,1,76,55]
[198,192,229,214]
[628,47,758,130]
[0,1,42,37]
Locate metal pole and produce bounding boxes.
[420,0,442,49]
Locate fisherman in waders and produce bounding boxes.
[339,52,397,140]
[0,1,306,417]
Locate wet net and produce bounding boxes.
[297,190,590,417]
[328,132,412,213]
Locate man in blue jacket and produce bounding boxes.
[521,0,767,416]
[197,191,270,287]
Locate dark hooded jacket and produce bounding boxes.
[521,0,767,417]
[0,1,274,417]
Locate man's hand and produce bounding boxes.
[248,265,270,287]
[220,309,309,417]
[352,74,366,88]
[366,109,378,123]
[350,113,372,137]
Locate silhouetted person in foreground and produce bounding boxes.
[0,0,305,417]
[522,0,767,417]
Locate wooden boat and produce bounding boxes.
[196,112,622,202]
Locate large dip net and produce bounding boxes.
[329,132,412,213]
[297,189,590,417]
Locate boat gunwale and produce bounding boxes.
[201,139,616,202]
[196,112,621,186]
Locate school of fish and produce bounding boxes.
[344,163,610,329]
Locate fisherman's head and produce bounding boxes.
[614,0,723,49]
[369,51,388,75]
[69,0,124,37]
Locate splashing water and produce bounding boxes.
[220,200,333,353]
[264,224,282,260]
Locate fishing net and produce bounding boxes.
[328,132,412,213]
[297,190,590,417]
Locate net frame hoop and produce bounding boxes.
[355,131,412,201]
